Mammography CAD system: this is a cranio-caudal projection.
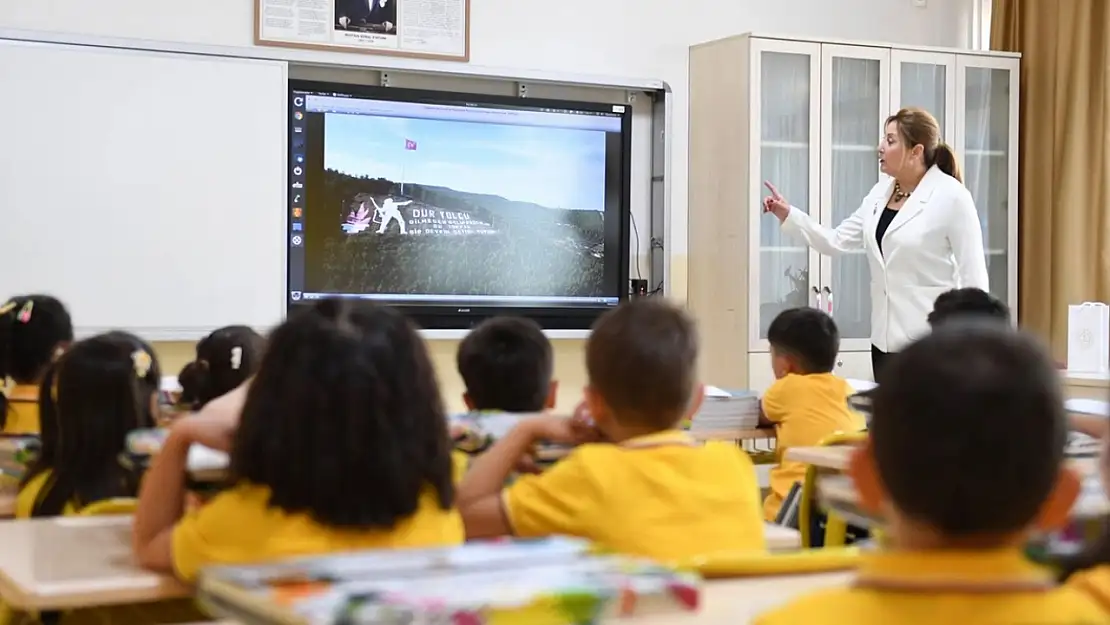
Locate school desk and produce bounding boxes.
[818,472,1109,528]
[0,516,189,611]
[786,445,1104,475]
[763,522,801,551]
[195,573,853,625]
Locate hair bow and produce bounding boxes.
[132,350,153,378]
[230,346,243,371]
[15,301,33,323]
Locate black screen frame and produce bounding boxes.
[286,80,633,331]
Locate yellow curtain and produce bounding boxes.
[991,0,1110,358]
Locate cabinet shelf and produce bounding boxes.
[964,149,1006,157]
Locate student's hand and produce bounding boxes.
[170,382,250,452]
[521,414,600,446]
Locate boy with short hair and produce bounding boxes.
[457,299,766,560]
[755,322,1105,625]
[928,287,1011,328]
[456,316,556,414]
[760,307,864,522]
[452,316,557,471]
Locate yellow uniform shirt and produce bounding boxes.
[171,483,464,582]
[15,470,81,519]
[3,385,40,435]
[754,549,1107,625]
[502,430,766,561]
[1068,565,1110,614]
[760,373,863,521]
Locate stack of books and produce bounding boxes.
[686,386,760,433]
[197,537,701,624]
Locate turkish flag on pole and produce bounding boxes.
[405,139,417,150]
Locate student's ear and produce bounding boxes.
[1033,466,1081,531]
[847,441,885,514]
[544,381,558,410]
[462,393,475,411]
[685,384,705,420]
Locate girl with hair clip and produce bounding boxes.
[132,299,463,582]
[176,325,264,413]
[1060,433,1110,612]
[16,332,160,518]
[0,295,73,435]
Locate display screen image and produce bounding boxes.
[287,82,631,329]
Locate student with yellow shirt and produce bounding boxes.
[759,307,864,523]
[132,299,464,582]
[0,295,73,435]
[17,332,160,517]
[1060,432,1110,612]
[458,298,767,560]
[755,322,1106,625]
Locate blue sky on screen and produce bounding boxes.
[324,113,606,210]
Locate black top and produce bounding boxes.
[875,207,899,256]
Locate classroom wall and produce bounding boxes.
[0,0,980,410]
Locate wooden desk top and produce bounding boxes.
[0,516,188,611]
[627,572,851,623]
[691,427,775,442]
[788,445,1103,477]
[783,446,854,471]
[764,522,801,551]
[820,472,1109,521]
[203,573,852,625]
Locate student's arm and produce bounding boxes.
[1070,414,1109,440]
[759,377,793,428]
[132,422,190,572]
[132,384,245,572]
[457,416,595,539]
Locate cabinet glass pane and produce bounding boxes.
[759,51,812,338]
[899,62,946,140]
[963,66,1010,304]
[829,56,881,341]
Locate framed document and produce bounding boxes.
[256,0,470,62]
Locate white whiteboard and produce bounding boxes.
[0,39,288,339]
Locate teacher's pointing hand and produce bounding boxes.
[762,181,790,222]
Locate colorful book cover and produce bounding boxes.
[0,435,40,482]
[199,539,699,624]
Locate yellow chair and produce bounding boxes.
[77,498,137,516]
[675,547,861,579]
[798,430,868,549]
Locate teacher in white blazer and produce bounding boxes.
[762,107,988,380]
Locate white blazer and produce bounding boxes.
[781,165,989,352]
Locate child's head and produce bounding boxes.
[26,332,158,516]
[178,325,265,411]
[456,316,555,413]
[0,295,73,426]
[230,299,454,528]
[767,307,839,377]
[928,287,1011,328]
[850,322,1077,549]
[585,299,701,441]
